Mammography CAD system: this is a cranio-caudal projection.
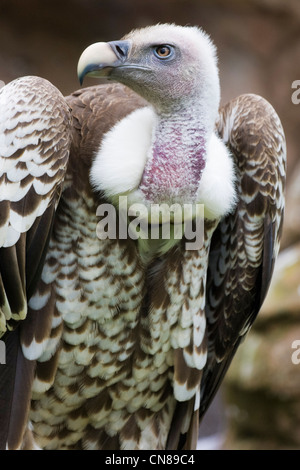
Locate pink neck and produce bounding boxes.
[139,112,207,204]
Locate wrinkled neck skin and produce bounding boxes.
[140,96,217,206]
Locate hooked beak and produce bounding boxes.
[77,40,131,85]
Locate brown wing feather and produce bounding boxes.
[200,94,286,417]
[0,76,72,449]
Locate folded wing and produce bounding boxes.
[0,76,71,449]
[200,94,286,417]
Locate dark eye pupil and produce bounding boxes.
[159,47,168,55]
[156,46,171,57]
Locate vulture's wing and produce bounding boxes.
[0,76,71,449]
[200,94,286,417]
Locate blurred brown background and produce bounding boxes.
[0,0,300,450]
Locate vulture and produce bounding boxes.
[0,23,286,450]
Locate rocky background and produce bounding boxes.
[0,0,299,450]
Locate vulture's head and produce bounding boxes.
[78,24,236,235]
[78,23,220,115]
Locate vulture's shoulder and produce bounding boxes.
[66,83,148,159]
[64,83,149,196]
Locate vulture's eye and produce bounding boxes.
[154,45,173,59]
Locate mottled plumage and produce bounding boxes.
[0,24,286,450]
